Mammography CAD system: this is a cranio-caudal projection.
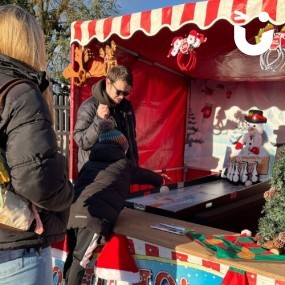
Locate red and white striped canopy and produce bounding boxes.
[71,0,285,46]
[69,0,285,82]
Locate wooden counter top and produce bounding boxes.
[115,208,285,281]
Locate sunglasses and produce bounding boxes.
[111,83,131,97]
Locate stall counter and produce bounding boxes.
[114,208,285,285]
[52,208,285,285]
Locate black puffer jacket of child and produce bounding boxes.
[68,140,162,232]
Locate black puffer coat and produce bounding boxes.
[73,79,138,172]
[68,140,162,232]
[0,54,74,250]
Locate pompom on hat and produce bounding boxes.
[244,109,267,124]
[94,234,140,283]
[98,119,129,152]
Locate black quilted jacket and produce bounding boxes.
[68,140,162,232]
[73,79,139,172]
[0,53,73,250]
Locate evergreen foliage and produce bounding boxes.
[257,147,285,245]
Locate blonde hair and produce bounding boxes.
[0,4,54,119]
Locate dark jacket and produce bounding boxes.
[68,140,162,232]
[0,53,74,250]
[73,79,138,172]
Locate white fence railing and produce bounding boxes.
[53,95,70,158]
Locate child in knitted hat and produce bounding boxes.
[64,119,164,285]
[98,118,129,153]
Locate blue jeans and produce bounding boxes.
[0,247,52,285]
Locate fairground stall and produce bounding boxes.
[53,0,285,284]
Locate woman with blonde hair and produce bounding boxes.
[0,4,73,285]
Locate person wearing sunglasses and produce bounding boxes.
[73,64,139,173]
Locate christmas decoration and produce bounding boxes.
[226,90,232,99]
[187,232,285,261]
[234,109,267,156]
[167,30,207,72]
[259,24,285,72]
[100,40,118,75]
[62,41,117,86]
[241,229,252,237]
[222,110,269,186]
[221,267,249,285]
[216,83,225,89]
[94,234,140,283]
[255,146,285,254]
[201,103,213,119]
[201,86,213,95]
[263,187,278,201]
[186,108,204,147]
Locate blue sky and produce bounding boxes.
[118,0,203,15]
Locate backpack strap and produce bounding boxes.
[0,78,37,114]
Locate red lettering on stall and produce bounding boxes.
[155,271,176,285]
[138,269,152,285]
[180,277,188,285]
[53,265,63,285]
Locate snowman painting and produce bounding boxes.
[222,109,269,185]
[234,109,267,156]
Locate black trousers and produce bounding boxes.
[64,228,100,285]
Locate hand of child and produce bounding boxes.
[100,218,113,242]
[161,173,172,185]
